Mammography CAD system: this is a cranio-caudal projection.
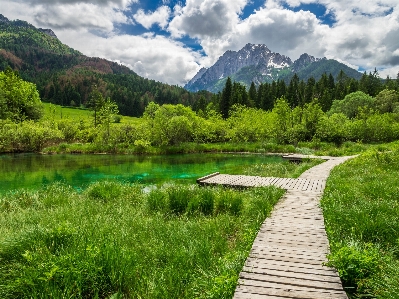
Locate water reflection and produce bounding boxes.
[0,153,282,193]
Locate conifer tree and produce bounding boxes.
[248,82,257,107]
[220,77,232,119]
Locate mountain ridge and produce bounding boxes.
[185,43,362,92]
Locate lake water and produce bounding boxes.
[0,153,282,193]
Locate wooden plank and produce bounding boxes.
[239,272,345,289]
[198,156,356,299]
[234,284,347,299]
[244,259,338,276]
[237,278,347,293]
[241,268,342,284]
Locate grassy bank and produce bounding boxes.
[41,140,381,157]
[321,141,399,297]
[0,182,284,298]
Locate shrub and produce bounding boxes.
[198,189,215,215]
[168,187,190,215]
[326,242,381,293]
[146,188,167,213]
[86,181,122,202]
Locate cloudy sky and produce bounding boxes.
[2,0,399,85]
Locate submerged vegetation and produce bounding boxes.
[0,183,284,298]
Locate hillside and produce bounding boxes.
[185,44,363,92]
[0,14,211,117]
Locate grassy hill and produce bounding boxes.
[0,14,211,117]
[42,103,142,126]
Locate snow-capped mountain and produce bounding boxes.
[185,43,361,92]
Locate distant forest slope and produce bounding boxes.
[288,59,363,82]
[0,14,211,117]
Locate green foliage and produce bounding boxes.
[227,105,275,142]
[243,158,324,178]
[0,69,43,121]
[86,181,122,202]
[322,143,399,296]
[329,91,374,118]
[326,242,381,292]
[0,120,62,152]
[148,104,199,146]
[316,113,349,146]
[0,17,212,118]
[220,77,232,119]
[374,89,399,113]
[0,182,283,298]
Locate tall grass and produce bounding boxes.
[321,141,399,297]
[243,158,324,178]
[0,182,284,298]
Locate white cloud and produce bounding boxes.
[58,30,201,85]
[192,0,399,78]
[2,0,399,84]
[168,0,248,38]
[2,0,134,34]
[192,1,327,67]
[33,3,132,32]
[133,6,171,30]
[12,0,136,8]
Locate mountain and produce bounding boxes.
[185,43,363,92]
[0,14,211,117]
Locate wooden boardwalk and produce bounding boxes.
[197,155,355,298]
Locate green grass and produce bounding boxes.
[242,158,325,178]
[42,103,141,126]
[0,182,284,298]
[321,141,399,297]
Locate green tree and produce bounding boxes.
[374,89,399,113]
[98,97,119,139]
[305,77,316,104]
[335,70,349,100]
[150,104,199,145]
[248,82,257,107]
[287,74,300,107]
[87,87,105,127]
[328,91,374,119]
[359,69,382,97]
[272,98,292,144]
[0,68,43,121]
[220,77,232,119]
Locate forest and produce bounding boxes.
[1,65,399,155]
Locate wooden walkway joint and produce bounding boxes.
[197,154,356,298]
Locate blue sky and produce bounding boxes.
[2,0,399,85]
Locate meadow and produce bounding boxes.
[0,182,284,298]
[1,99,399,298]
[321,141,399,297]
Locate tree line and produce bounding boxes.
[210,69,398,119]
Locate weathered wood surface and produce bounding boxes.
[198,155,355,298]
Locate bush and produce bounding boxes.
[168,187,190,215]
[326,242,381,293]
[146,188,168,213]
[86,181,122,202]
[316,113,349,146]
[328,91,374,119]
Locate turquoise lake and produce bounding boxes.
[0,153,283,193]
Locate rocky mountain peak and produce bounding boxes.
[39,28,58,39]
[292,53,320,72]
[186,67,208,87]
[185,43,294,91]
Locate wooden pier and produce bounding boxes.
[197,155,355,298]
